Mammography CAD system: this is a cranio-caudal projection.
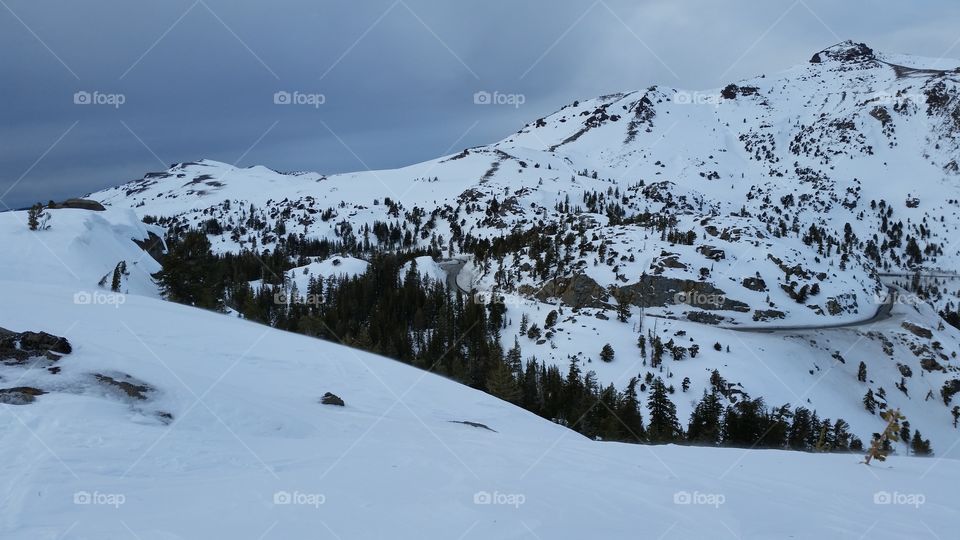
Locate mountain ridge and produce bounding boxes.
[80,40,960,457]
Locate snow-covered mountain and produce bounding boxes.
[84,41,960,459]
[2,207,959,539]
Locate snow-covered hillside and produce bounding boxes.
[2,248,959,538]
[82,41,960,460]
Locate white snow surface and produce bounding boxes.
[2,278,959,539]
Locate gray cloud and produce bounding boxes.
[2,0,959,208]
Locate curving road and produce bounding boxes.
[721,285,896,333]
[440,257,898,334]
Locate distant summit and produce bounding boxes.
[810,40,876,64]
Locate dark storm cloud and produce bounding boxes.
[1,0,959,208]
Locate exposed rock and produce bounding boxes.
[526,274,610,309]
[0,387,46,405]
[897,364,913,378]
[617,276,749,312]
[901,322,933,339]
[697,245,725,261]
[94,374,154,401]
[18,332,72,354]
[752,309,786,322]
[652,251,688,273]
[320,392,345,406]
[810,41,876,64]
[920,357,945,372]
[449,420,497,432]
[0,329,72,364]
[49,198,106,211]
[721,84,761,100]
[742,277,767,292]
[686,311,727,325]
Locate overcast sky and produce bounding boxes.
[2,0,959,209]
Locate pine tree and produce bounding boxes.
[600,343,615,363]
[910,429,932,456]
[155,230,225,310]
[27,203,49,231]
[616,377,646,442]
[506,338,523,375]
[863,389,877,414]
[646,377,681,443]
[486,361,521,404]
[857,361,867,383]
[110,261,127,292]
[687,391,724,445]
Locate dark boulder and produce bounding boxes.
[320,392,345,406]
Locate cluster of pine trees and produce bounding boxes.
[153,228,903,453]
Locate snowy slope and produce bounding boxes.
[0,208,162,297]
[2,281,959,539]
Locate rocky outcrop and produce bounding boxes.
[901,322,933,339]
[0,387,46,405]
[49,198,106,211]
[0,328,71,364]
[526,274,611,309]
[810,41,875,64]
[94,373,154,401]
[697,245,725,261]
[742,277,767,292]
[752,309,786,322]
[617,276,749,312]
[320,392,345,406]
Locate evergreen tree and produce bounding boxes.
[600,343,615,363]
[27,203,50,231]
[156,230,225,310]
[857,361,867,383]
[687,391,724,445]
[486,361,521,404]
[646,377,681,443]
[506,338,523,375]
[910,430,932,456]
[863,389,877,414]
[110,261,127,292]
[616,377,646,442]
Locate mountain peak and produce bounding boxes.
[809,40,876,64]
